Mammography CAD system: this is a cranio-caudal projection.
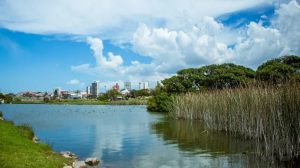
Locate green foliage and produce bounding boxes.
[162,63,255,93]
[97,89,121,101]
[147,92,171,112]
[129,89,151,98]
[256,55,300,84]
[0,111,2,118]
[43,97,50,103]
[0,93,13,103]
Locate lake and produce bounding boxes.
[0,104,284,168]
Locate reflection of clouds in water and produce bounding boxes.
[91,124,124,157]
[132,140,238,168]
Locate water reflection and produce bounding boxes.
[0,104,287,168]
[151,118,285,168]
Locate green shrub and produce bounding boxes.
[147,92,171,112]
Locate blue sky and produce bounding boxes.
[0,0,300,93]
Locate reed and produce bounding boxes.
[169,84,300,161]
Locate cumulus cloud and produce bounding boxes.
[0,0,274,40]
[87,37,123,70]
[132,1,300,69]
[71,1,300,83]
[66,79,83,85]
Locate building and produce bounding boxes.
[91,81,99,97]
[53,88,61,98]
[112,83,120,91]
[120,89,130,95]
[139,82,149,90]
[86,86,91,95]
[124,82,131,90]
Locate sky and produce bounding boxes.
[0,0,300,93]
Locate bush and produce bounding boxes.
[147,92,171,112]
[0,111,2,118]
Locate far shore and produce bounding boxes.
[10,98,148,106]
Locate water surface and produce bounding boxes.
[0,104,282,168]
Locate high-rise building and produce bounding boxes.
[91,81,99,97]
[139,82,149,90]
[124,82,131,90]
[86,86,91,95]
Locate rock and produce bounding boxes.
[60,151,77,159]
[85,157,100,166]
[0,117,3,120]
[32,136,39,143]
[63,166,72,168]
[73,161,87,168]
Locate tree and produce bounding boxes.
[147,92,171,112]
[162,63,255,92]
[0,93,13,103]
[98,89,121,101]
[256,55,300,84]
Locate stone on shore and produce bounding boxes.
[85,157,100,166]
[73,160,87,168]
[60,151,77,159]
[63,166,72,168]
[0,117,3,120]
[32,136,39,143]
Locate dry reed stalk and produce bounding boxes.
[169,84,300,161]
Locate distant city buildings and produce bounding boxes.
[112,83,120,91]
[124,82,131,91]
[139,82,149,90]
[86,86,90,95]
[90,81,99,97]
[53,88,61,97]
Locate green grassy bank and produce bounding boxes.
[169,84,300,161]
[0,114,71,168]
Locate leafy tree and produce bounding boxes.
[162,76,186,93]
[98,89,121,101]
[0,93,13,103]
[162,63,255,92]
[256,55,300,84]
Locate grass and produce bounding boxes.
[0,118,72,168]
[169,83,300,161]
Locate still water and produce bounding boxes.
[0,104,281,168]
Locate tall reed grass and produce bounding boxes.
[169,84,300,161]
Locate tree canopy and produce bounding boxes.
[162,63,255,93]
[256,55,300,83]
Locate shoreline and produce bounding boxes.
[10,98,148,106]
[0,114,73,168]
[0,113,100,168]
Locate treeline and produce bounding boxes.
[0,93,13,104]
[147,55,300,112]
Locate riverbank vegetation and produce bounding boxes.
[0,112,71,168]
[169,84,300,161]
[147,55,300,112]
[147,55,300,162]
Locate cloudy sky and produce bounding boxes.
[0,0,300,93]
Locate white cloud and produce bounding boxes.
[0,0,274,40]
[86,37,123,70]
[71,1,300,82]
[67,79,83,85]
[132,1,300,70]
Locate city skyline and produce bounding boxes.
[1,0,300,93]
